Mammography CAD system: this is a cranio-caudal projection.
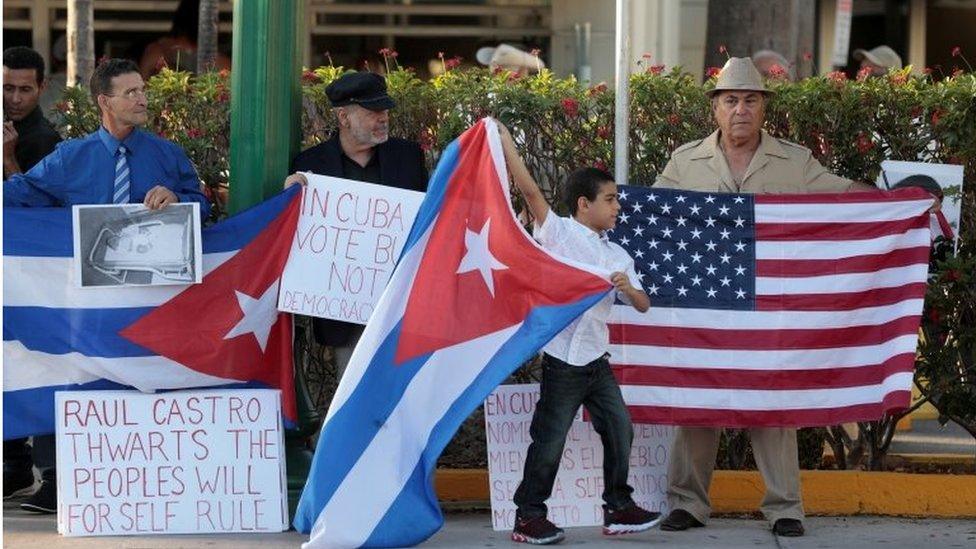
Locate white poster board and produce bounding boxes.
[277,174,424,324]
[73,203,202,288]
[55,389,288,536]
[877,160,964,242]
[485,384,674,531]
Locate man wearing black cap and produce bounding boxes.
[284,71,428,376]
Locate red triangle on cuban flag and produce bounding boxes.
[394,120,610,364]
[119,195,300,415]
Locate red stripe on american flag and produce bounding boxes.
[612,354,915,390]
[609,315,919,350]
[755,282,928,311]
[754,188,930,204]
[626,391,912,428]
[755,217,928,241]
[755,246,931,277]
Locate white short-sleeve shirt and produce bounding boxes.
[533,211,641,366]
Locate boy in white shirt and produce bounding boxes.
[498,124,661,544]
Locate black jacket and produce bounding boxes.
[291,134,429,346]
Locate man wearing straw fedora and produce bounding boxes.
[653,57,878,538]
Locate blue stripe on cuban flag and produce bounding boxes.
[294,119,612,548]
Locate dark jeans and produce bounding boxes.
[513,353,636,519]
[3,436,55,482]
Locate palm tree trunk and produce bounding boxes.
[67,0,94,86]
[197,0,220,72]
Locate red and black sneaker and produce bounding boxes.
[603,504,662,535]
[511,515,565,545]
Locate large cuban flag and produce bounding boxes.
[3,188,301,439]
[294,119,614,548]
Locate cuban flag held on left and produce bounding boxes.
[3,187,302,439]
[294,119,613,548]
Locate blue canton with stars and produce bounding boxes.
[609,185,756,310]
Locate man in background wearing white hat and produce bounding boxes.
[654,57,878,538]
[854,45,903,77]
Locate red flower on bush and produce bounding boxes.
[445,56,463,70]
[952,67,964,78]
[647,64,665,75]
[705,66,722,79]
[593,160,608,172]
[596,125,611,139]
[187,127,205,139]
[55,101,69,113]
[718,45,727,54]
[931,108,944,126]
[667,113,681,125]
[855,133,874,154]
[217,90,229,103]
[889,71,908,85]
[418,128,435,152]
[218,68,230,79]
[951,46,962,57]
[378,47,399,58]
[561,97,580,118]
[530,48,542,57]
[856,66,872,81]
[766,63,788,80]
[826,70,847,83]
[302,70,320,84]
[587,82,608,95]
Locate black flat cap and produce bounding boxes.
[326,72,396,111]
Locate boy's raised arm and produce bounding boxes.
[496,122,550,226]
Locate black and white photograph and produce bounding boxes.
[72,203,202,288]
[877,159,965,243]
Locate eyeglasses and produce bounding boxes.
[106,88,148,101]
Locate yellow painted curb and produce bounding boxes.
[434,469,976,517]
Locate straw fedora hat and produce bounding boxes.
[706,57,771,97]
[853,45,903,70]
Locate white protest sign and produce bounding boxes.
[277,174,424,324]
[55,389,287,536]
[485,384,674,531]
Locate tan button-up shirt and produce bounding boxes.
[655,129,853,194]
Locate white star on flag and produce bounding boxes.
[456,218,508,297]
[224,280,281,352]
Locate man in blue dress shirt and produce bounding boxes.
[4,57,210,214]
[2,58,210,515]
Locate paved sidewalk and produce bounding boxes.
[4,503,976,548]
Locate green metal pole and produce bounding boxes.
[229,0,317,521]
[229,0,304,212]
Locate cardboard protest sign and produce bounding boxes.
[484,384,674,530]
[277,174,424,324]
[55,389,287,536]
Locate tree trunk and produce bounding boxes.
[197,0,220,72]
[704,0,817,78]
[67,0,95,86]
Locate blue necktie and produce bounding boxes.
[113,145,130,204]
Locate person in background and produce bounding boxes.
[2,45,63,512]
[853,45,903,77]
[139,0,231,77]
[752,49,795,81]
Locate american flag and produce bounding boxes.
[607,185,937,427]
